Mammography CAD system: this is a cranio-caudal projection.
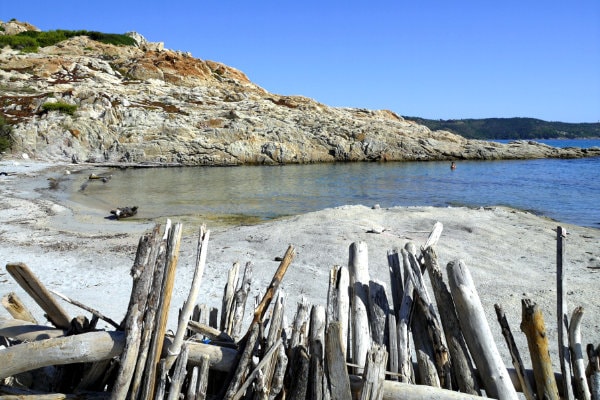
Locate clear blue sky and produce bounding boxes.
[2,1,599,123]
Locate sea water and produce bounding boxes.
[62,139,600,228]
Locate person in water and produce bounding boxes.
[451,162,456,170]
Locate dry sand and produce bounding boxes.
[1,157,599,375]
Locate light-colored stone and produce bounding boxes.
[1,28,598,165]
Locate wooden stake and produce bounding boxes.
[557,225,574,400]
[520,298,560,400]
[325,321,353,399]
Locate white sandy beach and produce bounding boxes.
[1,157,599,376]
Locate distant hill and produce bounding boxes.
[402,117,600,140]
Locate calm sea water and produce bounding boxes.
[63,139,600,228]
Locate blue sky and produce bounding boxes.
[2,1,599,123]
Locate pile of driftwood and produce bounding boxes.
[1,221,599,400]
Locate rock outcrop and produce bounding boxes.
[1,22,598,165]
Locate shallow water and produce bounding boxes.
[60,151,600,228]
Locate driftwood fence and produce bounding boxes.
[1,221,599,400]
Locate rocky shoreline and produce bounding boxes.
[2,27,600,166]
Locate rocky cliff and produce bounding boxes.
[1,22,598,165]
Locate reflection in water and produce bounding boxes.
[63,158,600,228]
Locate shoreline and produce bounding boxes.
[1,157,600,374]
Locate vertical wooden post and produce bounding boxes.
[557,226,575,400]
[521,298,560,400]
[325,321,353,399]
[397,249,415,383]
[308,305,328,400]
[368,280,389,346]
[359,345,388,400]
[349,241,371,373]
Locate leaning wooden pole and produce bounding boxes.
[5,262,71,330]
[422,247,480,395]
[447,259,518,400]
[165,225,210,371]
[557,226,574,400]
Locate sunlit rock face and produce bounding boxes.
[2,23,597,165]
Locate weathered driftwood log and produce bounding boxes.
[195,354,211,400]
[569,306,591,400]
[397,248,416,384]
[269,343,288,400]
[387,249,403,318]
[0,331,125,379]
[325,321,353,399]
[221,262,240,334]
[520,298,560,400]
[416,349,441,387]
[495,303,536,400]
[129,223,170,400]
[308,304,328,400]
[109,206,138,219]
[349,374,489,400]
[187,321,235,345]
[368,280,389,347]
[0,317,65,341]
[349,241,371,373]
[387,313,398,380]
[288,345,310,400]
[360,345,388,400]
[224,322,260,400]
[5,262,71,329]
[422,247,480,395]
[140,222,183,400]
[110,225,161,400]
[166,225,210,370]
[556,226,575,400]
[166,342,189,400]
[247,244,295,339]
[406,249,450,389]
[230,339,282,400]
[327,265,350,358]
[2,292,37,323]
[447,259,518,400]
[587,344,600,400]
[231,262,253,340]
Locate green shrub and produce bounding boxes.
[0,116,13,153]
[41,102,77,115]
[0,29,136,52]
